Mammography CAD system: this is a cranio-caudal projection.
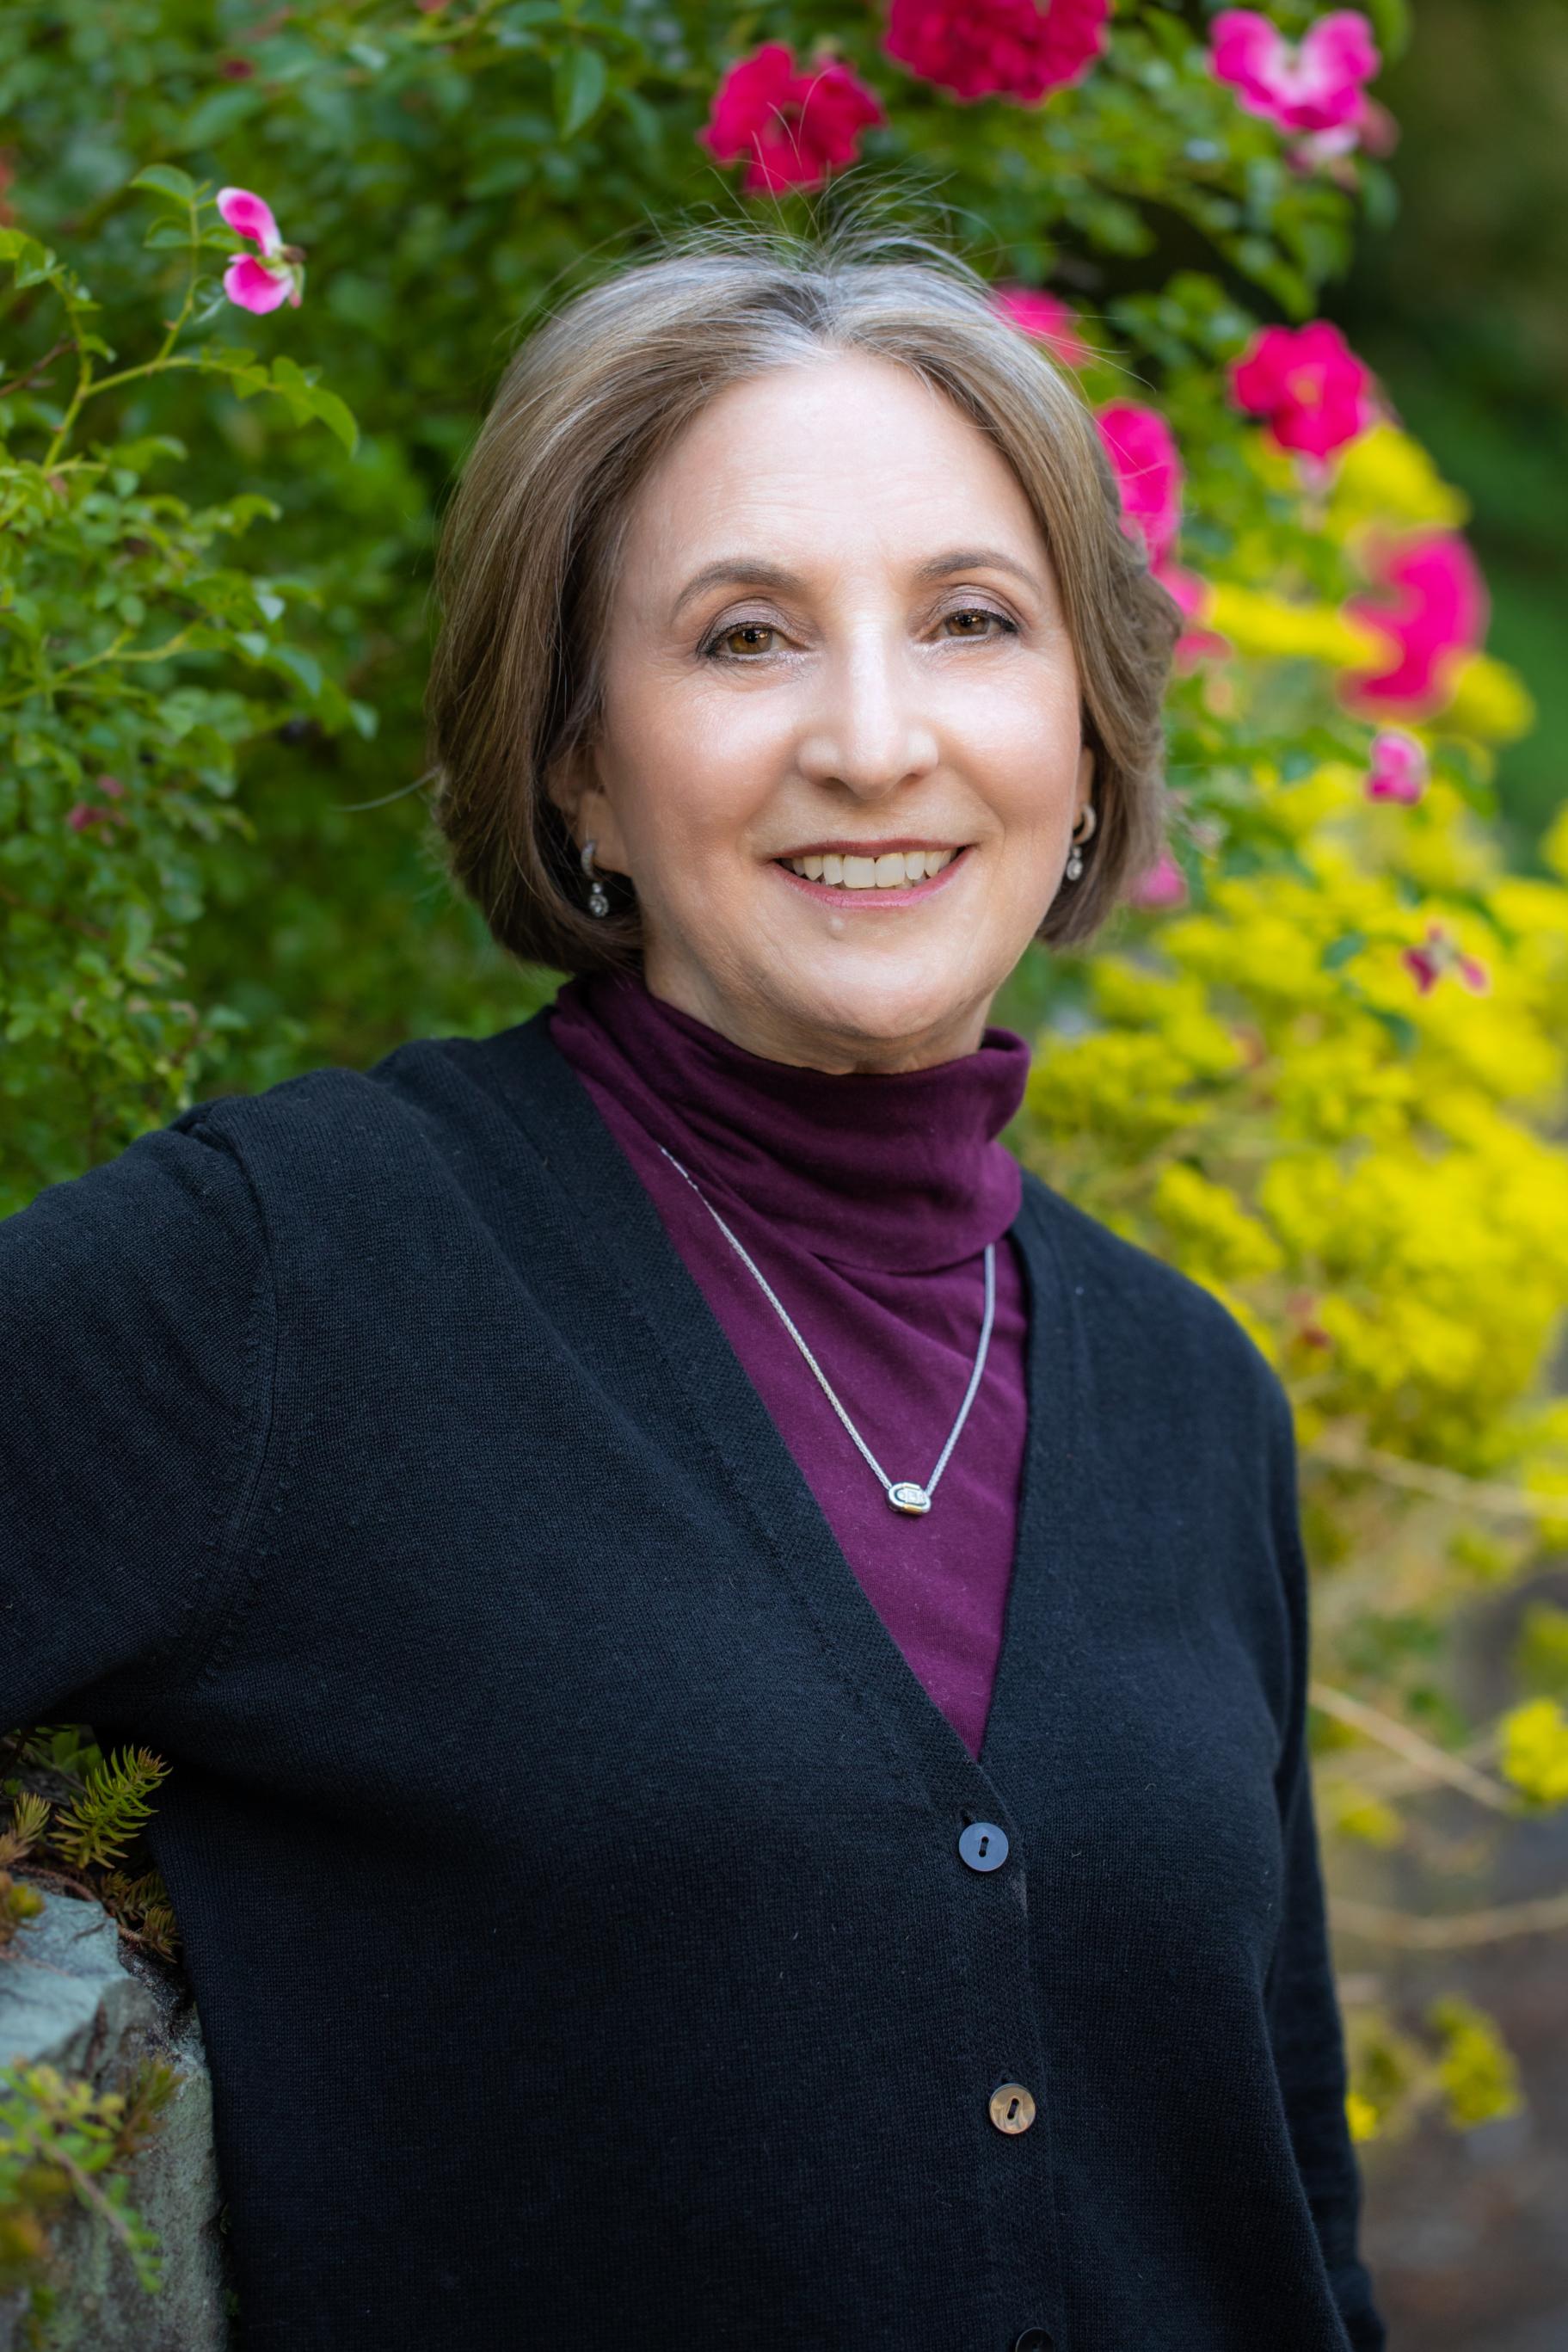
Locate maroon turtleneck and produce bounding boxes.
[547,970,1031,1761]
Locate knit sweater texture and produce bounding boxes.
[0,1006,1385,2352]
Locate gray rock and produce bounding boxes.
[0,1887,231,2352]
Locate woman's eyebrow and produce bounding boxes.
[667,545,1044,622]
[669,558,802,620]
[914,546,1043,592]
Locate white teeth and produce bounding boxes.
[783,848,961,889]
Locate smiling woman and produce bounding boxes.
[2,210,1383,2352]
[427,220,1177,1072]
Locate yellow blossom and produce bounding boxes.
[1499,1697,1568,1807]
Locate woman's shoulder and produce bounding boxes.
[164,1015,556,1196]
[3,1016,556,1302]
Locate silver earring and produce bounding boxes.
[1064,802,1097,884]
[581,838,610,919]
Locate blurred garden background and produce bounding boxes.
[2,1,1567,2341]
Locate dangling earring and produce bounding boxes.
[580,838,610,919]
[1064,801,1097,884]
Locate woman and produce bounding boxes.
[2,220,1384,2351]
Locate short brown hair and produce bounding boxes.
[426,210,1178,976]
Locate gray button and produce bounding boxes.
[1012,2331,1053,2351]
[958,1820,1009,1873]
[988,2082,1036,2134]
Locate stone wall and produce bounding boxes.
[0,1887,231,2351]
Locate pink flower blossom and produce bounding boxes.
[217,184,304,313]
[1209,9,1380,136]
[1342,533,1488,719]
[1401,921,1490,997]
[1292,90,1400,171]
[701,45,885,195]
[1094,405,1227,662]
[66,776,128,834]
[1130,849,1189,910]
[1156,558,1231,664]
[991,286,1091,367]
[1364,729,1428,803]
[883,0,1110,105]
[1096,402,1183,570]
[1229,321,1373,461]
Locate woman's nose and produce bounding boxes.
[794,639,941,799]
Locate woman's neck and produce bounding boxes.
[547,968,1030,1273]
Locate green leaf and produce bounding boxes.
[129,163,198,205]
[305,387,359,455]
[0,227,62,290]
[267,643,323,698]
[554,45,607,140]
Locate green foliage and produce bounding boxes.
[0,2056,177,2318]
[45,1746,169,1875]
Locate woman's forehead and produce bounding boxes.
[618,354,1049,601]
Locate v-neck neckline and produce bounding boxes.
[472,1007,1082,1823]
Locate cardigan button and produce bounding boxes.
[958,1820,1010,1872]
[987,2082,1036,2134]
[1012,2331,1053,2350]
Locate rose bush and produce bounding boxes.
[2,0,1566,2304]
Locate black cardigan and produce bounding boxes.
[2,1008,1384,2352]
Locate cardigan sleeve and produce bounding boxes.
[1262,1370,1387,2352]
[0,1111,274,1735]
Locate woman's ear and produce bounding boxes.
[1074,740,1096,818]
[544,745,629,877]
[544,747,587,840]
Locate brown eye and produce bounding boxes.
[705,621,779,659]
[944,606,1014,638]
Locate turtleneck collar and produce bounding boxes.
[547,970,1029,1274]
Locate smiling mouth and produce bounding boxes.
[773,847,965,890]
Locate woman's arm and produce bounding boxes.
[1,1112,275,1733]
[1262,1370,1387,2352]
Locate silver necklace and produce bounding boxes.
[657,1145,997,1518]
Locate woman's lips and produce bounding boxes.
[770,844,972,908]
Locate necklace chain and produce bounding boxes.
[657,1145,997,1517]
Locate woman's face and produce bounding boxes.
[553,348,1093,1074]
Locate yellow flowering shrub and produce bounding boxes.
[1006,391,1568,2147]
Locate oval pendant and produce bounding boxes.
[887,1481,932,1515]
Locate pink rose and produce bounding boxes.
[991,286,1091,367]
[1229,321,1373,461]
[1130,850,1189,911]
[1096,401,1183,571]
[1155,557,1231,665]
[884,0,1110,105]
[1209,9,1380,136]
[1364,730,1428,803]
[1342,533,1488,719]
[217,185,304,314]
[701,45,885,195]
[1094,405,1225,662]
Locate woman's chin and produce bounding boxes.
[755,964,993,1064]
